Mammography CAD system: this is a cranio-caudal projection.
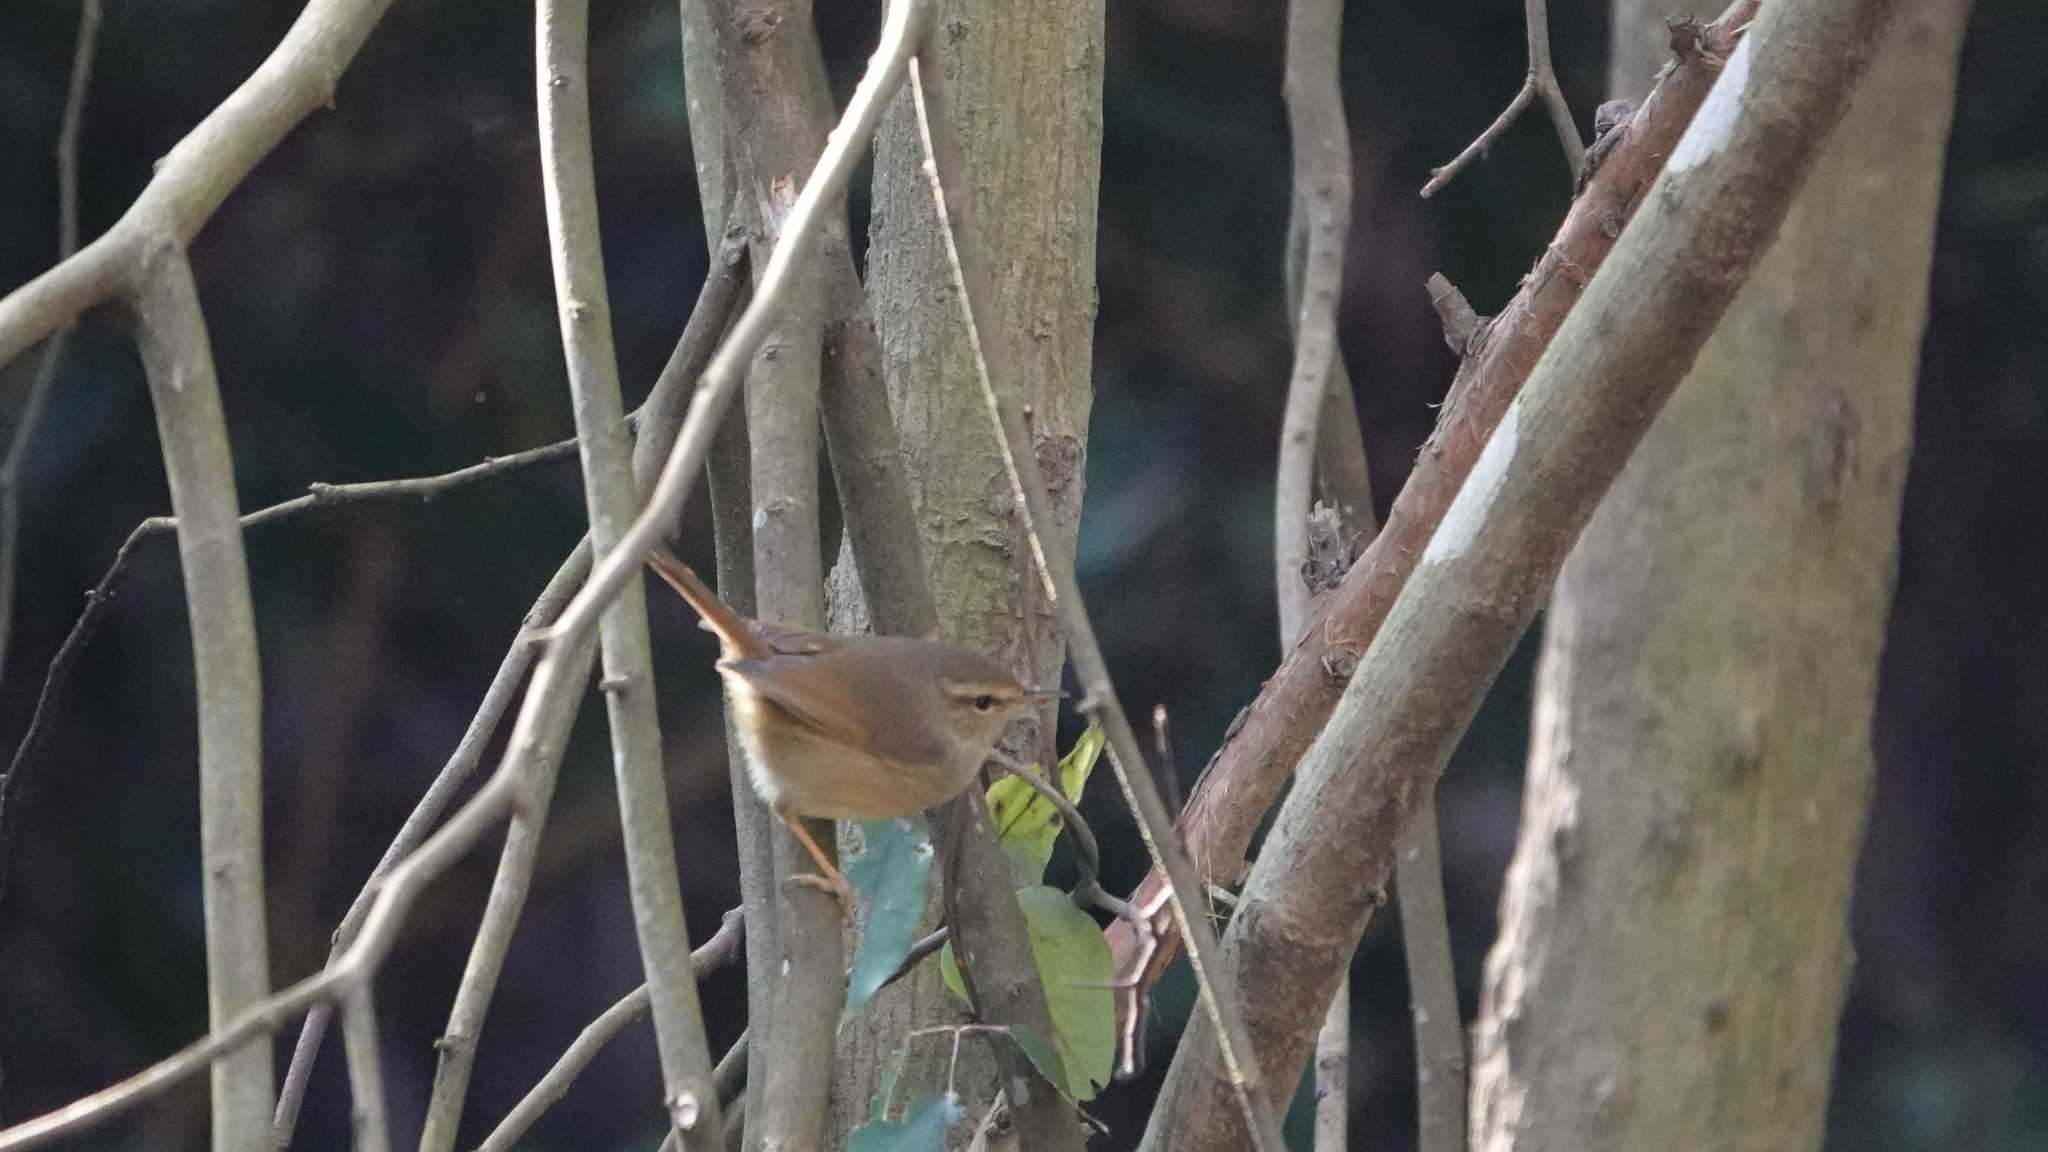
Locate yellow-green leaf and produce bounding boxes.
[983,722,1105,883]
[939,885,1115,1100]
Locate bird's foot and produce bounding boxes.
[788,870,855,920]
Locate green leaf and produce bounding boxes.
[842,816,934,1023]
[1005,1021,1071,1105]
[939,940,966,1002]
[1017,886,1116,1099]
[847,1092,962,1152]
[939,886,1116,1101]
[983,722,1105,884]
[869,1049,908,1123]
[1056,722,1107,800]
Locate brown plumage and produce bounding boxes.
[647,547,1051,914]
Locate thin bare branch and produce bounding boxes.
[340,987,391,1152]
[0,428,585,1082]
[270,236,746,1149]
[129,244,275,1152]
[698,0,855,1141]
[429,0,923,1145]
[536,2,725,1147]
[1276,0,1354,654]
[1423,82,1537,199]
[475,911,744,1152]
[989,753,1149,937]
[675,37,782,1141]
[714,1026,748,1110]
[1397,787,1464,1152]
[0,0,101,914]
[1104,0,1765,1049]
[907,54,1289,1152]
[2,393,602,925]
[0,0,100,689]
[1526,0,1585,173]
[1150,705,1182,818]
[1312,980,1351,1152]
[1420,0,1584,198]
[0,0,405,371]
[1145,0,1907,1143]
[0,0,929,1138]
[1277,6,1355,1144]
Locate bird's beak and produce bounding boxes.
[1026,685,1068,702]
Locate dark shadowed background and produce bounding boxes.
[1,1,2042,1148]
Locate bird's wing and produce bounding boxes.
[719,653,873,748]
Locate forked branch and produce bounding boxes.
[0,0,406,370]
[0,0,909,1132]
[1104,0,1764,1049]
[474,912,744,1152]
[1419,0,1584,197]
[1144,0,1906,1144]
[272,229,745,1149]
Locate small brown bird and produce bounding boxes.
[647,548,1053,914]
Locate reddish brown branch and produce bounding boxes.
[1106,0,1762,1022]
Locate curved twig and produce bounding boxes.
[535,1,724,1146]
[1419,0,1583,198]
[0,425,587,928]
[472,912,744,1152]
[270,235,747,1147]
[989,752,1149,939]
[0,0,406,371]
[130,244,275,1151]
[0,0,100,692]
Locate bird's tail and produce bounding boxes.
[646,546,763,659]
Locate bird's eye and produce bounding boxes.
[973,694,997,713]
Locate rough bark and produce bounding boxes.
[1468,4,1968,1150]
[868,0,1101,721]
[848,0,1104,1141]
[1137,0,1907,1146]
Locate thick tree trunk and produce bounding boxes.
[1468,5,1968,1150]
[836,0,1104,1141]
[868,0,1100,701]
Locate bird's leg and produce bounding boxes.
[781,812,854,919]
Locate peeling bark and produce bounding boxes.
[1469,5,1969,1149]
